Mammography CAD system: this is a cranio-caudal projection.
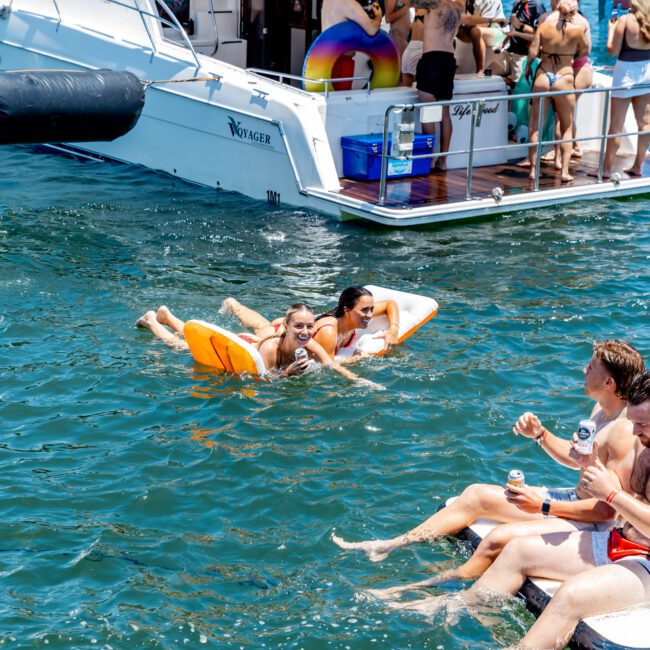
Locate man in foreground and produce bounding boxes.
[333,341,644,582]
[389,370,650,650]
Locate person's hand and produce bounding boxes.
[383,324,399,352]
[512,412,544,439]
[370,1,382,18]
[504,484,544,513]
[569,436,599,469]
[284,357,310,376]
[355,377,385,390]
[496,18,508,27]
[581,457,619,500]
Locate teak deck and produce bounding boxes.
[339,151,649,208]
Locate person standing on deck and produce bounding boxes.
[598,0,650,178]
[458,0,507,74]
[321,0,384,90]
[385,0,413,56]
[487,0,546,86]
[415,0,465,171]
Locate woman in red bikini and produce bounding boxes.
[222,286,400,360]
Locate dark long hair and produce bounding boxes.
[316,286,373,320]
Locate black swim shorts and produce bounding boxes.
[415,51,456,101]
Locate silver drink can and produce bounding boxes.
[294,347,308,362]
[507,469,525,487]
[577,419,597,455]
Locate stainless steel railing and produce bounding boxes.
[47,0,203,71]
[246,68,372,97]
[377,82,650,206]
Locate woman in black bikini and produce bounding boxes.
[601,0,650,178]
[523,0,588,182]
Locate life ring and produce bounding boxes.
[302,22,400,93]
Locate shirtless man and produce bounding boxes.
[388,371,650,650]
[321,0,383,34]
[333,340,644,577]
[414,0,465,171]
[321,0,383,90]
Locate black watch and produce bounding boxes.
[541,498,552,515]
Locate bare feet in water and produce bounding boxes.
[220,297,238,314]
[156,305,174,326]
[332,534,395,562]
[366,569,460,601]
[135,310,157,330]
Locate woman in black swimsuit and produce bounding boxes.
[601,0,650,178]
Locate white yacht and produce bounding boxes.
[0,0,648,227]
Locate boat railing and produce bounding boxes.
[246,68,372,97]
[377,81,650,205]
[46,0,203,72]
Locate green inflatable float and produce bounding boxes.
[508,59,555,153]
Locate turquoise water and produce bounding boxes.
[1,144,649,649]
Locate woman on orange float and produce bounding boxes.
[222,286,400,360]
[135,303,379,386]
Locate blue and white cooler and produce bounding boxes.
[340,133,435,181]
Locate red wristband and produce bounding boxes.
[605,489,620,504]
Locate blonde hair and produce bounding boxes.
[593,340,645,399]
[557,0,578,15]
[631,0,650,42]
[283,303,313,324]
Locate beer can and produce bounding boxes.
[576,419,597,455]
[294,347,308,362]
[507,469,525,487]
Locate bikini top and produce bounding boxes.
[542,50,576,68]
[313,321,356,354]
[619,16,650,62]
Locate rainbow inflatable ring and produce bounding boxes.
[302,22,400,93]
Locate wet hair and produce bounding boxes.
[593,340,645,399]
[283,302,313,323]
[627,370,650,406]
[317,286,373,320]
[631,0,650,42]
